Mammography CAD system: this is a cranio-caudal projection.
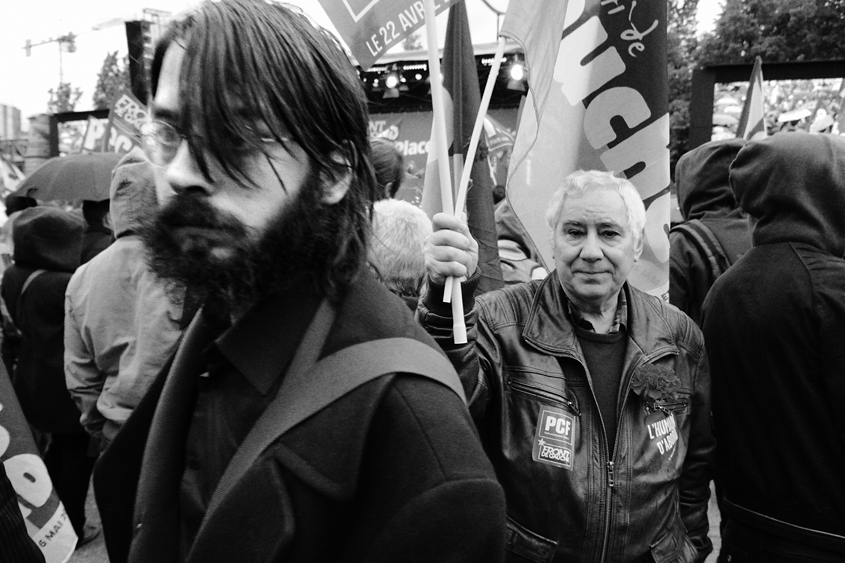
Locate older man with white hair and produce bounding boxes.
[419,170,715,563]
[368,198,432,310]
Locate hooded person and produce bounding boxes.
[0,206,99,543]
[701,133,845,562]
[64,147,186,452]
[669,139,751,326]
[79,199,114,265]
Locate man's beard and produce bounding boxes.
[140,172,332,315]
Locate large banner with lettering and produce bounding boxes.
[78,92,148,154]
[81,116,109,153]
[317,0,458,69]
[0,365,77,561]
[502,0,671,297]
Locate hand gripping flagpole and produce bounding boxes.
[442,35,507,326]
[423,0,467,343]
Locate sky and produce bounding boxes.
[0,0,723,129]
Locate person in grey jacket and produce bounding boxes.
[64,147,185,451]
[419,170,715,562]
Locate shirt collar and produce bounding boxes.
[566,289,628,334]
[208,281,322,395]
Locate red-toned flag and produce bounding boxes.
[0,364,78,561]
[736,56,767,140]
[501,0,671,297]
[420,2,503,295]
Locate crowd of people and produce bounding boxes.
[0,1,843,563]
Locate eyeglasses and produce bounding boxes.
[139,120,288,167]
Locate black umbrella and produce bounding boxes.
[15,152,125,202]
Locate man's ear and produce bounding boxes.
[321,152,352,205]
[633,230,645,262]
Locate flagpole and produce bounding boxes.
[443,36,506,312]
[453,36,506,216]
[423,0,467,343]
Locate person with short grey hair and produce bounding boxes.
[419,169,715,562]
[368,198,432,309]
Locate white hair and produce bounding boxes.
[544,170,646,246]
[368,199,433,298]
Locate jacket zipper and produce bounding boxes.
[597,348,675,562]
[651,400,688,416]
[507,378,581,415]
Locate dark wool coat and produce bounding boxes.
[95,272,506,563]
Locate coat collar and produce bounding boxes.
[132,310,215,563]
[214,282,321,396]
[522,274,678,359]
[260,272,438,501]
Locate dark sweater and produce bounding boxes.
[574,325,627,447]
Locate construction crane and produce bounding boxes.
[23,18,125,83]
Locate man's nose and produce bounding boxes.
[580,231,603,261]
[165,140,213,195]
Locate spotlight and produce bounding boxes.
[385,74,399,89]
[507,61,527,92]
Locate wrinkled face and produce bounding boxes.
[552,187,642,312]
[150,43,312,262]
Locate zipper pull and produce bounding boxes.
[607,461,615,488]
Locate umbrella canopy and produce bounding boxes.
[715,95,740,107]
[14,152,124,202]
[712,113,739,126]
[777,107,812,123]
[810,114,835,132]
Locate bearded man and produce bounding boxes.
[92,2,505,563]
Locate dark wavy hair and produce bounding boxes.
[149,0,377,298]
[370,137,404,199]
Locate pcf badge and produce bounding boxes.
[532,408,575,470]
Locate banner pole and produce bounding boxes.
[453,36,506,216]
[423,0,466,343]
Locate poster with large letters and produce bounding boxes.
[502,0,670,297]
[0,365,77,561]
[103,92,148,154]
[80,92,148,154]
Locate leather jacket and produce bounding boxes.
[419,273,715,563]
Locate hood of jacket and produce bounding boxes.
[110,147,158,238]
[730,133,845,257]
[675,138,746,221]
[12,207,84,272]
